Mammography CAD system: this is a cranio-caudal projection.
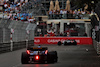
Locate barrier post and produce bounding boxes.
[10,32,13,51]
[10,29,14,51]
[26,30,29,48]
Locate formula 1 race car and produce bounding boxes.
[57,39,77,46]
[21,46,58,64]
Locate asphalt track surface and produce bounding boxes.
[0,45,100,67]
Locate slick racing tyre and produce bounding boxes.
[58,41,62,46]
[73,40,77,45]
[64,41,68,45]
[47,51,58,63]
[21,52,29,64]
[54,51,58,62]
[74,41,77,45]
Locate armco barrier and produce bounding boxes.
[28,40,34,46]
[0,18,36,53]
[0,43,10,53]
[13,41,26,51]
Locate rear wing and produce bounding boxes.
[27,47,48,51]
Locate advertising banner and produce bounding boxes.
[34,37,92,45]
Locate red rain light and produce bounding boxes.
[35,55,39,60]
[26,50,30,54]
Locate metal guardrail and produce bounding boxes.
[0,43,10,53]
[0,40,34,54]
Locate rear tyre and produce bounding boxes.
[58,41,62,46]
[54,51,58,62]
[74,41,77,45]
[47,51,58,63]
[64,42,67,45]
[21,52,29,64]
[47,52,54,63]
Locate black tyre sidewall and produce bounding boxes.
[21,52,29,64]
[47,51,58,63]
[58,41,62,46]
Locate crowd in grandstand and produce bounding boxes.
[0,0,95,37]
[48,9,95,19]
[0,0,36,23]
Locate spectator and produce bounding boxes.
[60,32,63,36]
[81,10,86,15]
[2,0,36,23]
[64,33,67,36]
[20,15,24,21]
[49,10,52,14]
[7,14,11,19]
[83,32,87,36]
[60,9,63,14]
[28,12,32,17]
[28,16,35,23]
[47,28,52,35]
[62,9,67,19]
[14,14,18,20]
[73,10,77,14]
[49,10,53,19]
[60,9,63,18]
[90,9,95,15]
[39,33,43,37]
[4,2,8,8]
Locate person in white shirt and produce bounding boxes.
[28,16,35,23]
[64,10,67,14]
[91,10,95,15]
[81,10,86,15]
[62,9,67,19]
[17,2,20,6]
[4,3,8,8]
[7,14,11,19]
[20,0,24,3]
